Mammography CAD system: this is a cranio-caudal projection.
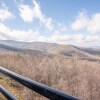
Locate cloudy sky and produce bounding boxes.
[0,0,100,46]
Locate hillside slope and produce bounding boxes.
[0,51,100,100]
[0,40,100,59]
[0,43,44,56]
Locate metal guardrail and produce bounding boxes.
[0,85,18,100]
[0,66,79,100]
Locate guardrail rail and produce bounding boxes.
[0,85,18,100]
[0,66,79,100]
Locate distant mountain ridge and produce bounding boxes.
[0,43,44,56]
[0,40,100,60]
[0,40,28,48]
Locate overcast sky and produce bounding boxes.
[0,0,100,46]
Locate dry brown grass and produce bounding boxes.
[0,51,100,100]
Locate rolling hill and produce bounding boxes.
[0,43,44,56]
[0,40,100,61]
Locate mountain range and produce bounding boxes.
[0,40,100,61]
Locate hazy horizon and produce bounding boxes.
[0,39,100,48]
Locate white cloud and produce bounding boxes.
[19,5,34,22]
[0,1,99,47]
[71,10,88,30]
[43,18,53,30]
[85,35,100,43]
[87,13,100,33]
[0,23,100,46]
[0,3,15,21]
[0,23,66,42]
[18,0,53,30]
[51,34,100,46]
[0,23,39,41]
[71,10,100,33]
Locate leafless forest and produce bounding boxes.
[0,50,100,100]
